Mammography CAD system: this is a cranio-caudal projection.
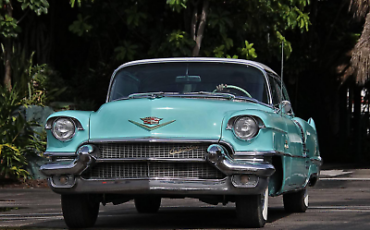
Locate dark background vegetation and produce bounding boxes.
[1,0,370,180]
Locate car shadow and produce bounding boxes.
[22,206,292,229]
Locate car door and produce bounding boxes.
[269,75,308,190]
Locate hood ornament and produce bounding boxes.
[129,117,175,131]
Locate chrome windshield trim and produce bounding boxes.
[106,58,274,104]
[95,158,206,163]
[88,138,220,144]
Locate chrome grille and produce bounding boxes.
[82,162,225,180]
[95,143,208,159]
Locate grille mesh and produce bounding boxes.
[96,143,208,159]
[83,162,225,180]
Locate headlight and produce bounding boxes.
[52,118,76,141]
[233,116,259,140]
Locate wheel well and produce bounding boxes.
[308,173,318,187]
[269,156,283,195]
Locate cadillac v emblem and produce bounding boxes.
[129,117,175,131]
[141,117,162,125]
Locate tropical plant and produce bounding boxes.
[349,0,370,85]
[0,0,50,90]
[10,49,67,106]
[0,86,43,180]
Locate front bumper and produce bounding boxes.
[49,176,269,195]
[40,144,275,195]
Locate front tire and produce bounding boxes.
[283,188,308,212]
[61,194,99,228]
[236,187,268,228]
[134,196,161,213]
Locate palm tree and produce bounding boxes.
[350,0,370,85]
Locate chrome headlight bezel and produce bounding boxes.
[232,116,259,141]
[51,117,76,141]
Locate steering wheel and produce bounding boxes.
[213,85,252,98]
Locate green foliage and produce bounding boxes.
[0,144,29,180]
[0,14,20,38]
[124,5,147,28]
[11,50,67,106]
[18,0,49,15]
[167,30,194,56]
[0,86,39,180]
[69,14,93,36]
[114,41,138,61]
[208,8,233,34]
[275,31,293,58]
[70,0,94,8]
[0,0,49,37]
[52,0,314,106]
[239,41,257,60]
[166,0,187,13]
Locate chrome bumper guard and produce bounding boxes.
[40,146,95,176]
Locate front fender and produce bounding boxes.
[45,111,93,154]
[221,109,286,153]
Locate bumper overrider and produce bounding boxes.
[40,144,275,195]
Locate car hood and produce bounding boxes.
[89,97,270,141]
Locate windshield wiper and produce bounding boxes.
[184,91,235,99]
[126,92,179,99]
[183,91,259,103]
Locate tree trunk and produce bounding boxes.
[192,0,209,57]
[3,4,13,91]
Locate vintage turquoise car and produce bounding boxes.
[40,58,322,228]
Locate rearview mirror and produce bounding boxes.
[176,75,201,83]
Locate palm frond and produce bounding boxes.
[351,12,370,85]
[349,0,370,19]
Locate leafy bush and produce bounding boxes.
[0,86,44,180]
[11,50,67,106]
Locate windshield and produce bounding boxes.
[108,62,269,103]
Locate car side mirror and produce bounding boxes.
[281,100,292,114]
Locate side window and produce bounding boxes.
[268,75,282,106]
[282,85,290,102]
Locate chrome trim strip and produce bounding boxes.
[95,158,206,163]
[88,138,220,144]
[44,151,76,157]
[234,150,308,159]
[80,177,226,183]
[263,127,288,134]
[234,151,277,156]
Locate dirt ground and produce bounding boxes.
[0,179,48,189]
